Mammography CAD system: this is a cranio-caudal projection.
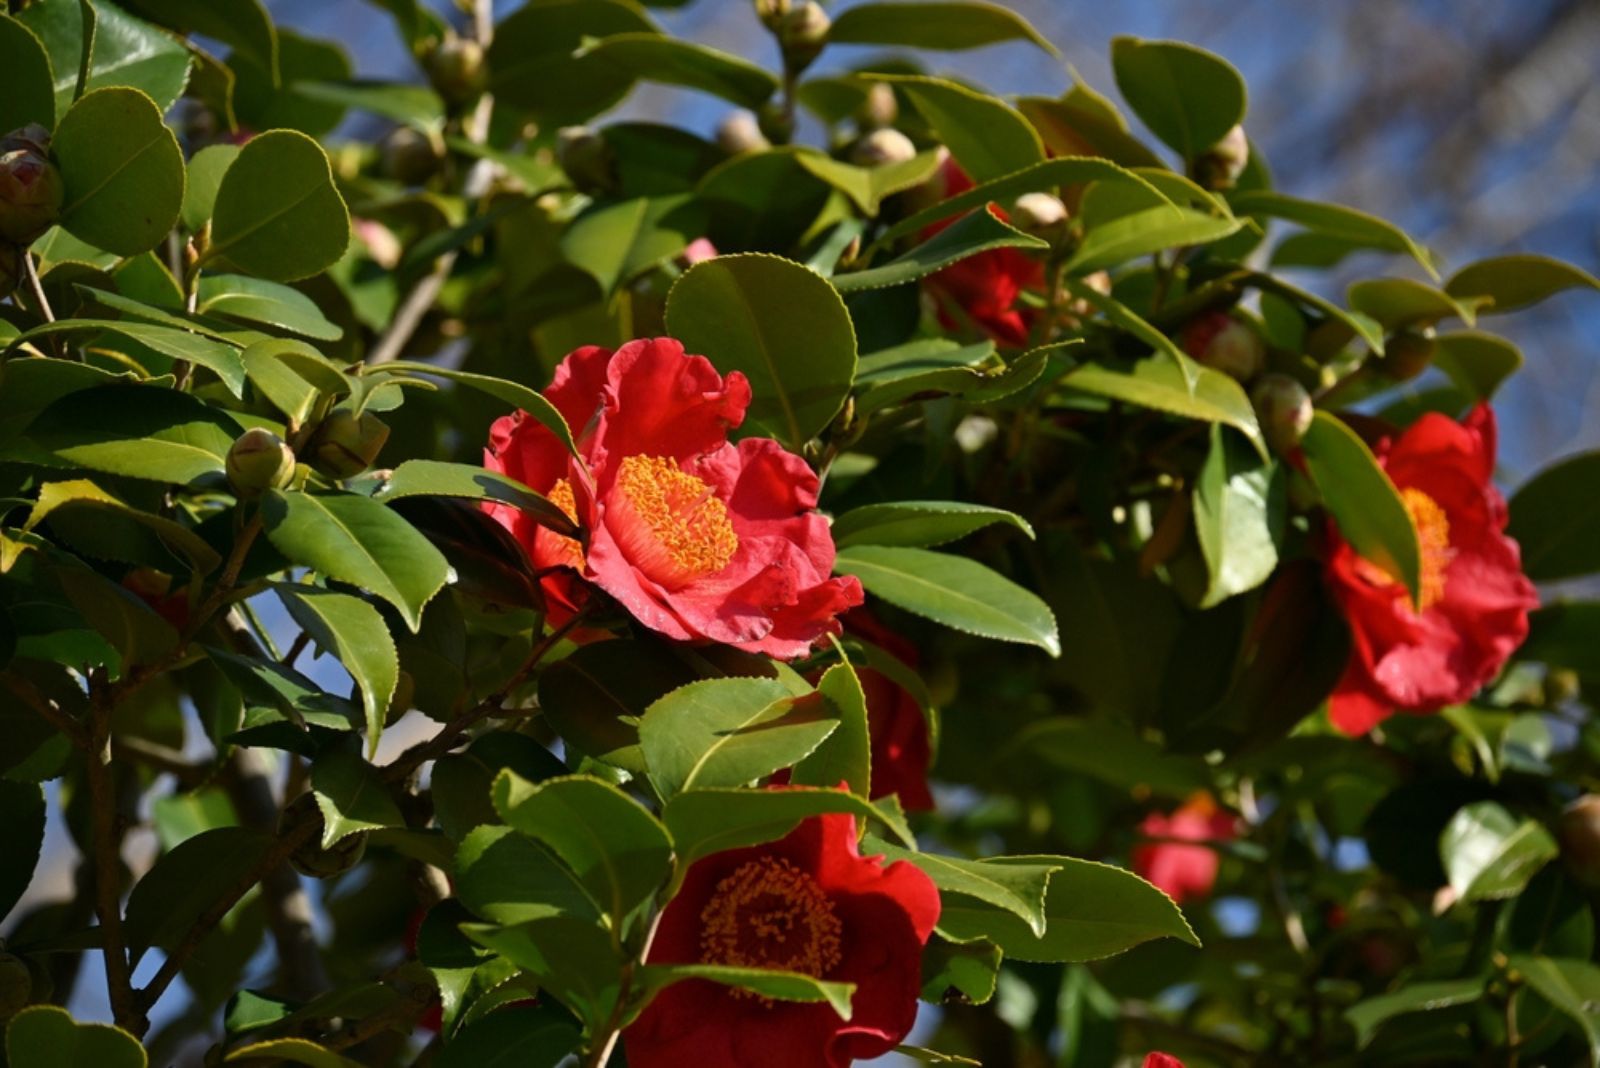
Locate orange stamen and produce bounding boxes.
[1355,487,1453,611]
[699,857,843,1000]
[613,455,738,587]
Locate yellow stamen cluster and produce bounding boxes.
[616,455,738,584]
[1355,487,1453,611]
[699,856,843,999]
[544,477,585,567]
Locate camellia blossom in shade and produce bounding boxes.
[1144,1054,1186,1068]
[838,609,935,811]
[483,338,863,660]
[622,808,940,1068]
[921,158,1046,347]
[1132,793,1236,905]
[1322,404,1537,735]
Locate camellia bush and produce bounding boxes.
[3,0,1600,1065]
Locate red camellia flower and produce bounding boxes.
[484,338,862,660]
[922,158,1045,347]
[1144,1054,1186,1068]
[1322,404,1537,735]
[1132,793,1236,904]
[623,809,940,1068]
[839,610,934,811]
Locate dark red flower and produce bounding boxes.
[922,158,1045,347]
[1132,793,1236,905]
[484,338,862,660]
[1322,404,1537,735]
[622,809,940,1068]
[839,610,934,811]
[1144,1054,1185,1068]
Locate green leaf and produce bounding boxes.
[665,253,858,449]
[866,835,1058,937]
[433,1003,580,1068]
[662,786,883,867]
[1245,269,1387,354]
[11,478,221,575]
[937,856,1199,961]
[310,746,404,848]
[181,145,240,233]
[796,150,944,218]
[1446,254,1600,315]
[639,677,838,801]
[561,194,705,295]
[487,0,656,124]
[791,659,871,797]
[228,32,357,137]
[378,460,576,537]
[275,585,398,756]
[1016,91,1165,170]
[877,74,1044,181]
[832,500,1034,550]
[1231,190,1437,279]
[834,545,1059,655]
[833,206,1047,294]
[856,342,1055,415]
[4,1006,147,1068]
[53,564,177,670]
[573,33,777,107]
[196,273,343,340]
[455,824,602,926]
[1059,356,1265,457]
[224,1039,364,1068]
[828,2,1054,54]
[1508,450,1600,581]
[1346,979,1484,1047]
[205,129,351,281]
[1431,330,1522,398]
[382,362,576,456]
[492,772,673,925]
[1110,36,1245,160]
[461,916,620,1029]
[262,489,449,632]
[206,640,360,733]
[537,639,698,774]
[1066,205,1242,274]
[53,87,184,256]
[0,14,56,131]
[9,383,240,484]
[638,964,855,1019]
[120,0,277,78]
[1192,424,1283,607]
[432,732,567,842]
[241,339,326,427]
[13,317,246,396]
[1008,718,1210,799]
[291,79,438,128]
[1347,278,1475,330]
[1510,955,1600,1065]
[0,780,46,923]
[123,826,272,957]
[1298,410,1422,604]
[920,937,1001,1005]
[20,0,191,116]
[1523,603,1600,679]
[1440,801,1558,902]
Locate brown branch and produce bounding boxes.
[84,698,141,1033]
[3,673,88,748]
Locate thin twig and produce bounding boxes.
[3,673,88,748]
[282,629,312,668]
[21,251,53,324]
[85,699,141,1033]
[585,905,667,1068]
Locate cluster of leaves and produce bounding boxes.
[0,0,1598,1066]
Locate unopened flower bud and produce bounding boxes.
[379,126,441,186]
[755,0,793,30]
[755,101,795,146]
[715,110,769,155]
[1547,668,1581,707]
[1062,269,1111,319]
[556,125,616,195]
[309,409,390,479]
[859,83,898,130]
[1011,192,1070,242]
[778,1,830,70]
[0,125,50,154]
[1305,318,1355,363]
[226,428,296,498]
[1181,311,1265,382]
[0,952,30,1021]
[849,128,916,168]
[1191,124,1249,191]
[1379,326,1436,382]
[285,793,369,879]
[422,33,487,106]
[1561,795,1600,889]
[1251,374,1313,455]
[353,217,402,270]
[0,139,64,245]
[0,243,20,299]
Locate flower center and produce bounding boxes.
[538,477,585,569]
[611,455,738,588]
[1355,487,1453,611]
[699,857,843,995]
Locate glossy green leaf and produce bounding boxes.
[939,856,1197,961]
[833,207,1047,294]
[262,489,449,632]
[561,194,704,295]
[1346,979,1484,1047]
[12,478,221,575]
[867,835,1058,936]
[662,786,883,867]
[493,771,673,923]
[53,87,184,256]
[1508,450,1600,581]
[1016,91,1165,170]
[1066,205,1242,274]
[462,915,620,1029]
[796,150,944,217]
[275,585,399,755]
[432,732,567,842]
[1298,410,1422,602]
[878,74,1044,182]
[1522,603,1600,679]
[20,0,191,116]
[1010,718,1210,799]
[12,384,239,484]
[856,342,1055,415]
[832,500,1034,550]
[1431,330,1523,398]
[537,639,698,775]
[1246,269,1387,354]
[53,564,177,670]
[1347,278,1475,330]
[828,2,1054,53]
[1440,800,1558,902]
[487,0,656,123]
[433,1003,580,1068]
[639,677,838,801]
[574,33,777,107]
[790,659,871,797]
[224,1039,364,1068]
[666,253,858,449]
[4,1006,147,1068]
[455,824,602,926]
[230,31,357,137]
[120,0,276,76]
[292,78,438,128]
[204,644,359,733]
[1510,955,1600,1065]
[920,937,1002,1006]
[639,964,855,1019]
[206,130,351,281]
[378,460,575,537]
[311,746,404,848]
[124,826,272,956]
[1445,254,1600,315]
[0,14,56,131]
[1110,36,1245,160]
[0,780,46,923]
[382,362,576,456]
[13,318,246,396]
[1192,424,1284,607]
[834,545,1059,655]
[197,274,342,340]
[1058,356,1265,458]
[240,339,325,427]
[1232,190,1437,279]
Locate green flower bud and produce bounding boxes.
[1560,795,1600,889]
[422,33,488,106]
[1011,192,1070,242]
[1380,326,1436,381]
[778,1,830,70]
[755,0,793,30]
[0,125,50,154]
[715,110,770,156]
[849,128,916,168]
[309,409,390,479]
[0,140,64,245]
[755,101,795,146]
[226,428,296,498]
[1181,311,1265,382]
[1191,124,1249,191]
[859,83,898,130]
[556,125,616,195]
[1251,373,1314,455]
[0,952,30,1022]
[379,126,441,186]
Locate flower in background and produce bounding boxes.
[484,338,862,660]
[1133,793,1236,904]
[839,609,934,812]
[623,808,939,1068]
[1322,404,1537,735]
[1144,1054,1186,1068]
